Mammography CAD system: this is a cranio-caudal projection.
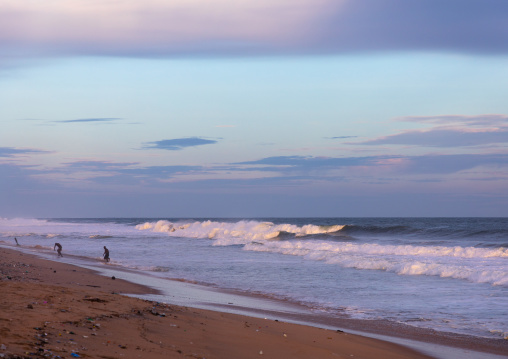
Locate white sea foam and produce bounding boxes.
[136,220,344,243]
[0,218,49,226]
[244,241,508,258]
[244,240,508,286]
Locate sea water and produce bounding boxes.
[1,217,507,340]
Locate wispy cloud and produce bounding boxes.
[358,129,508,148]
[61,160,136,171]
[393,154,508,175]
[394,114,508,127]
[54,118,122,124]
[324,136,358,140]
[143,137,219,151]
[0,146,48,158]
[236,155,377,169]
[358,114,508,148]
[234,153,508,176]
[58,161,203,186]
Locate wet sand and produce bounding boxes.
[0,247,437,359]
[1,247,507,359]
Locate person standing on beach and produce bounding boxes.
[54,243,63,257]
[103,246,110,262]
[14,237,19,246]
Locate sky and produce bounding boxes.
[1,0,508,218]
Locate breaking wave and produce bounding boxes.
[136,220,345,243]
[244,240,508,286]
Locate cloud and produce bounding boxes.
[0,163,45,190]
[237,155,377,169]
[234,153,508,175]
[399,154,508,174]
[0,0,333,58]
[61,160,136,171]
[395,114,508,127]
[121,165,202,176]
[60,160,200,176]
[359,129,508,147]
[0,146,48,157]
[358,114,508,148]
[57,161,205,188]
[324,136,358,140]
[86,165,203,186]
[318,0,508,55]
[144,137,219,151]
[1,151,507,218]
[1,0,506,62]
[54,118,122,123]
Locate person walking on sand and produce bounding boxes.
[54,243,63,257]
[103,246,110,262]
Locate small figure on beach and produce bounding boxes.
[14,237,19,246]
[54,243,63,257]
[103,246,110,262]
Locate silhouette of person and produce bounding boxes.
[103,246,110,262]
[54,243,63,257]
[14,237,19,246]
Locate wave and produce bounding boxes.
[135,219,508,247]
[89,235,114,239]
[342,224,414,235]
[0,218,49,227]
[0,218,139,242]
[134,220,508,286]
[339,222,508,243]
[135,220,345,243]
[244,240,508,286]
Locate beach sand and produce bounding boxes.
[0,247,437,359]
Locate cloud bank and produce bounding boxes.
[1,0,507,61]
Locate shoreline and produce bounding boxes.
[1,246,507,358]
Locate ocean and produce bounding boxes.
[1,217,507,341]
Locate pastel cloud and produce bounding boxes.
[236,155,376,169]
[319,0,508,54]
[1,0,506,60]
[357,114,508,148]
[0,146,48,157]
[0,163,44,190]
[235,154,508,176]
[143,137,219,151]
[359,129,508,148]
[61,160,136,171]
[399,154,508,175]
[55,118,122,124]
[325,136,358,140]
[0,0,334,57]
[61,161,203,185]
[395,114,508,127]
[2,151,507,200]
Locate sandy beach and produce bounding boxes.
[0,247,440,359]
